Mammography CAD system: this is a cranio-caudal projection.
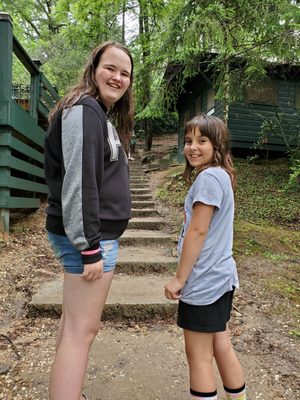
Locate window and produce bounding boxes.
[246,82,277,105]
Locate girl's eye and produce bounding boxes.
[199,137,208,144]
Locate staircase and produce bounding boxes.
[30,156,178,321]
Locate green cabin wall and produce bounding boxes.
[176,75,300,156]
[228,80,299,151]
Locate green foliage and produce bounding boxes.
[0,0,126,94]
[235,159,299,226]
[12,54,31,87]
[265,276,300,303]
[290,330,300,338]
[287,158,300,191]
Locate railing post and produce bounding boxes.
[30,59,41,121]
[0,13,13,239]
[0,13,13,120]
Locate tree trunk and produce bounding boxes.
[138,0,152,151]
[223,62,230,125]
[121,0,126,44]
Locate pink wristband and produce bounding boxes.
[81,248,100,256]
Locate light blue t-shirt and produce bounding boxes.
[178,167,239,305]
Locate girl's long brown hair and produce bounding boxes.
[182,114,236,190]
[48,41,134,150]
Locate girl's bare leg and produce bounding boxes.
[184,329,216,393]
[49,270,114,400]
[213,324,245,389]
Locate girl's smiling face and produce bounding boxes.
[184,127,214,170]
[94,46,132,110]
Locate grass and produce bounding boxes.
[235,158,299,227]
[233,220,300,259]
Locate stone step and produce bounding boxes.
[129,166,145,172]
[130,177,148,182]
[120,229,175,246]
[131,194,153,201]
[130,178,147,183]
[132,200,155,209]
[129,161,142,165]
[131,208,158,217]
[128,217,162,230]
[29,274,176,321]
[116,245,177,274]
[129,171,146,175]
[130,183,149,189]
[130,188,151,195]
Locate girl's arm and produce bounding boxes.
[164,202,214,300]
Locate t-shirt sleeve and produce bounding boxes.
[192,171,223,209]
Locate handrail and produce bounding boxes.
[13,36,40,75]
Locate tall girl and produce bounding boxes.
[44,41,134,400]
[164,114,246,400]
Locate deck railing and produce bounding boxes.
[0,12,59,237]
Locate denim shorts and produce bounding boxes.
[47,231,119,274]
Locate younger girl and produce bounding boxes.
[164,114,246,400]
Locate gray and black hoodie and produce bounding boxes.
[44,96,131,265]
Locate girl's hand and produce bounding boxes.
[164,276,184,300]
[81,260,104,281]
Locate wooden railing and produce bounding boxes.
[0,12,59,238]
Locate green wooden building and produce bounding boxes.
[173,61,300,155]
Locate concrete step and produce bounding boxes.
[130,183,149,189]
[130,177,148,183]
[132,200,155,209]
[129,171,147,175]
[130,178,147,183]
[128,160,141,165]
[29,274,176,321]
[130,188,151,195]
[131,208,158,217]
[131,194,153,201]
[116,245,177,273]
[120,229,175,246]
[129,166,145,172]
[128,217,163,230]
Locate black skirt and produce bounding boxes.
[177,288,235,333]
